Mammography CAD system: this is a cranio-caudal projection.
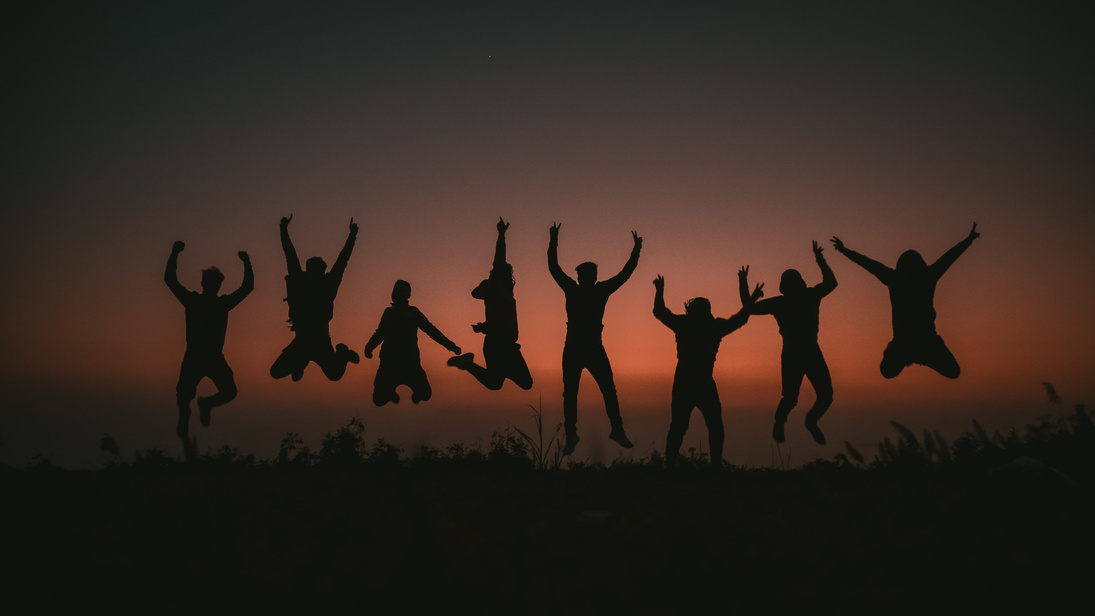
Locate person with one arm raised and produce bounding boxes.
[448,217,534,391]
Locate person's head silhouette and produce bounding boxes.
[392,280,411,305]
[201,267,224,295]
[685,297,712,319]
[779,269,807,295]
[896,249,928,273]
[575,262,598,286]
[305,256,328,277]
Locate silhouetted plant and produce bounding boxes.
[318,418,369,468]
[511,402,563,471]
[100,434,124,467]
[367,439,403,470]
[276,432,315,467]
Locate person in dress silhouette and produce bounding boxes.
[744,242,837,445]
[653,267,763,468]
[830,223,980,379]
[270,215,360,381]
[548,222,642,455]
[364,280,463,406]
[448,217,533,391]
[165,241,253,440]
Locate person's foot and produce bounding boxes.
[291,367,305,382]
[561,434,579,456]
[447,353,474,369]
[176,409,190,439]
[411,392,422,404]
[805,419,826,445]
[390,392,401,404]
[337,343,360,364]
[772,417,786,443]
[608,427,634,448]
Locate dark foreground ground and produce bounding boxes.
[3,463,1092,614]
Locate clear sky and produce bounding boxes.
[3,1,1093,467]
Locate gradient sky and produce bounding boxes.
[3,1,1093,468]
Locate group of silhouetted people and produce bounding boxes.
[167,216,980,465]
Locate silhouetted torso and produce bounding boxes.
[285,271,341,335]
[369,303,456,363]
[180,292,241,356]
[878,268,941,339]
[758,290,825,349]
[657,313,747,375]
[472,275,518,343]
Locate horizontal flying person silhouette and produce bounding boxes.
[653,268,763,468]
[165,241,253,441]
[364,280,463,406]
[448,217,533,391]
[745,242,837,445]
[831,223,980,379]
[270,215,360,382]
[548,222,642,456]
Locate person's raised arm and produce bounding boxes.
[652,275,673,324]
[813,241,837,297]
[931,223,979,277]
[493,217,509,269]
[830,236,891,282]
[280,215,301,274]
[225,251,254,309]
[547,222,574,290]
[740,265,777,315]
[601,230,642,294]
[164,241,189,303]
[329,217,358,286]
[722,270,764,335]
[417,308,462,355]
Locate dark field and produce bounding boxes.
[5,462,1093,614]
[6,404,1095,613]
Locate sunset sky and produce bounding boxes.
[4,1,1093,468]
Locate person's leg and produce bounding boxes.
[461,340,505,390]
[586,345,631,447]
[919,334,961,379]
[696,381,724,467]
[314,339,352,381]
[198,356,237,427]
[665,374,693,468]
[561,344,584,454]
[408,365,433,403]
[270,338,308,381]
[175,357,202,438]
[803,347,833,445]
[775,348,805,443]
[372,362,401,406]
[880,340,909,379]
[503,342,534,390]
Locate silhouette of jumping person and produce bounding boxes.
[448,217,533,391]
[270,215,360,382]
[653,268,763,468]
[165,241,253,440]
[548,222,642,455]
[831,223,980,379]
[364,280,463,406]
[744,242,837,445]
